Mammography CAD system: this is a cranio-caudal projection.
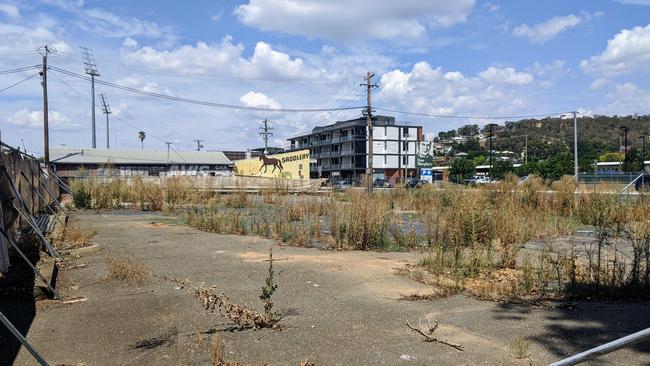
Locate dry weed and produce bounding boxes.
[105,253,152,284]
[510,337,531,359]
[55,224,96,250]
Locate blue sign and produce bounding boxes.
[420,168,433,182]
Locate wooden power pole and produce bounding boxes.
[361,72,377,193]
[39,45,55,169]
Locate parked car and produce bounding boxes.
[332,178,352,191]
[405,179,430,189]
[465,176,492,185]
[373,178,393,188]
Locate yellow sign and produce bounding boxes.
[234,150,309,180]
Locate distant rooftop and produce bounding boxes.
[50,148,232,165]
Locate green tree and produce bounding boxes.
[491,160,514,180]
[598,151,624,162]
[458,124,479,137]
[625,147,644,172]
[137,131,146,149]
[450,158,476,182]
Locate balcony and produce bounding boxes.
[330,164,340,170]
[331,135,365,143]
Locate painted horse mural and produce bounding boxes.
[259,153,284,173]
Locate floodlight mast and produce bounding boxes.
[80,47,100,148]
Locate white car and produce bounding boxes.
[465,176,492,185]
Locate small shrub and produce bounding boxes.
[260,249,278,319]
[55,224,96,250]
[73,186,92,209]
[105,254,152,284]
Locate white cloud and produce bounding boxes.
[0,22,70,52]
[0,3,19,18]
[233,0,475,41]
[590,78,608,90]
[43,0,172,39]
[211,10,223,22]
[479,66,534,85]
[378,61,536,119]
[580,23,650,76]
[122,36,317,80]
[116,76,170,94]
[601,82,650,114]
[513,14,582,44]
[239,91,281,109]
[122,37,138,48]
[7,109,79,130]
[443,71,464,81]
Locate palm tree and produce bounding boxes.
[137,131,146,149]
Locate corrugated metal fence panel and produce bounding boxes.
[0,144,61,273]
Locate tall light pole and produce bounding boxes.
[100,94,111,149]
[80,46,100,148]
[165,142,172,164]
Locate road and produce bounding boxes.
[9,211,650,365]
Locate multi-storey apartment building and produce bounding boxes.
[287,116,423,182]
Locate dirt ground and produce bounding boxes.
[6,211,650,365]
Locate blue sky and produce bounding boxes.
[1,0,650,154]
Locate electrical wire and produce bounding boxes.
[0,65,41,76]
[48,65,364,113]
[374,107,575,120]
[49,71,169,145]
[0,73,39,93]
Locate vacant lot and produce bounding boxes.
[9,211,650,365]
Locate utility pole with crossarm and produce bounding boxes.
[361,72,378,193]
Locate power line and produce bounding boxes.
[0,73,39,93]
[49,70,168,145]
[0,65,41,76]
[47,65,364,113]
[374,107,574,120]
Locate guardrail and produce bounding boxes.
[549,327,650,366]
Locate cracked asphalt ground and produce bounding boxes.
[8,211,650,365]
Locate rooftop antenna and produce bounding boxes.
[100,94,111,149]
[80,46,100,148]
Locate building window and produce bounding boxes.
[402,127,409,137]
[384,155,387,165]
[403,155,407,165]
[403,141,408,151]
